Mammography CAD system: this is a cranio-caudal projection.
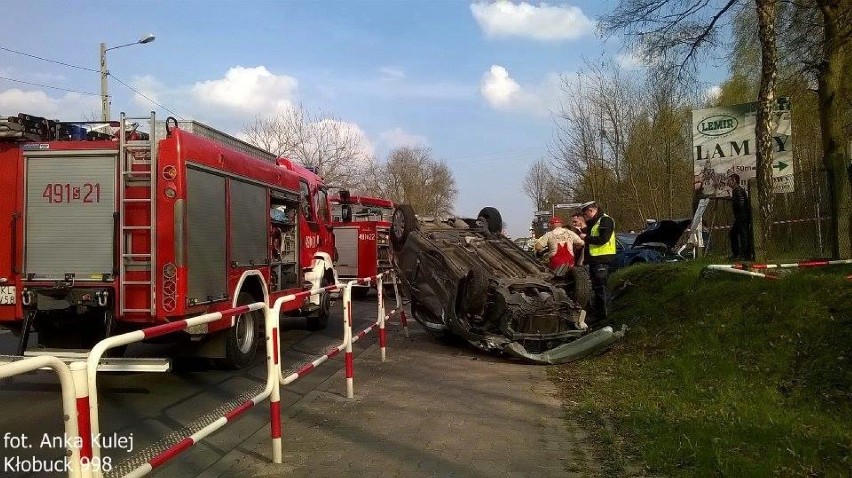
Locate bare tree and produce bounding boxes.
[522,159,559,211]
[602,0,784,258]
[363,147,457,216]
[242,103,373,190]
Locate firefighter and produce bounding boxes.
[534,216,584,270]
[579,201,615,323]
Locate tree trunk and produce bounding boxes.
[754,0,778,259]
[817,0,852,258]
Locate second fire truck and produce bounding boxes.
[0,112,338,368]
[330,192,394,299]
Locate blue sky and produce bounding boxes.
[1,1,682,237]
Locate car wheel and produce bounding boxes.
[562,266,592,309]
[222,291,260,369]
[390,204,418,251]
[477,207,503,235]
[458,267,489,315]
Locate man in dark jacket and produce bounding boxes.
[579,201,616,323]
[726,174,753,260]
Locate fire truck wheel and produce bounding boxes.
[390,204,418,252]
[306,276,332,331]
[477,207,503,235]
[223,292,260,369]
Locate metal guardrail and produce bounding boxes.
[0,356,86,478]
[4,269,409,477]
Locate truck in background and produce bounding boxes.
[330,191,394,299]
[0,112,337,368]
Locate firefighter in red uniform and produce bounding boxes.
[534,216,585,270]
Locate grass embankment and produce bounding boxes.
[554,262,852,477]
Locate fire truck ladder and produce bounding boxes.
[118,112,157,315]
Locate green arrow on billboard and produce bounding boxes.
[773,160,788,172]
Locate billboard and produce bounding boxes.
[692,98,793,197]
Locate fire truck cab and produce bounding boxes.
[330,191,394,299]
[0,112,337,369]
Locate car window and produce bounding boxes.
[617,233,637,247]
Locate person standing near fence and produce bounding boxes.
[579,201,615,323]
[726,173,754,261]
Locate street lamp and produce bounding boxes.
[100,33,156,121]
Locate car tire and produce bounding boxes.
[477,207,503,235]
[222,291,260,369]
[390,204,418,251]
[562,266,592,309]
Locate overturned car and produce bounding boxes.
[390,205,624,364]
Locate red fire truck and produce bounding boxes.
[0,112,337,368]
[330,191,394,299]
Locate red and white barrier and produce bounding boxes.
[732,258,852,270]
[706,258,852,280]
[384,272,409,338]
[705,264,779,280]
[0,356,85,478]
[274,270,405,402]
[85,303,271,477]
[3,267,409,476]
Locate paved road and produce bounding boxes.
[0,294,389,478]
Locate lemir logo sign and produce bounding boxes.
[698,115,739,137]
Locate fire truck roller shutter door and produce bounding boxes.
[23,154,116,279]
[229,179,267,267]
[186,168,227,303]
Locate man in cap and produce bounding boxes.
[726,173,754,260]
[534,216,584,271]
[579,201,616,323]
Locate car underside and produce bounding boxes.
[390,205,624,364]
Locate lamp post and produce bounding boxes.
[100,33,155,121]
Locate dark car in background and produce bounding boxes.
[390,205,623,364]
[612,219,691,270]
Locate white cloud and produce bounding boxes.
[379,67,405,82]
[191,66,297,116]
[479,65,561,116]
[124,66,298,131]
[470,1,594,41]
[0,88,100,120]
[379,127,428,149]
[480,65,521,108]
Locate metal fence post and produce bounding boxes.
[343,283,355,399]
[377,274,387,362]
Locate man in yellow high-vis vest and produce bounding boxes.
[579,201,615,323]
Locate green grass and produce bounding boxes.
[553,262,852,477]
